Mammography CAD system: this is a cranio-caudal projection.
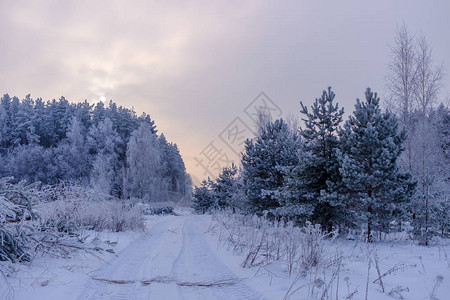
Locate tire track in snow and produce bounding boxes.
[78,217,185,300]
[78,215,264,300]
[171,217,264,300]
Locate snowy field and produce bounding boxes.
[1,210,449,300]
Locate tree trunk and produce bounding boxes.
[425,184,429,246]
[367,191,373,242]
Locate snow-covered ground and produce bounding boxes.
[1,211,449,300]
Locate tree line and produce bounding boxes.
[193,87,448,243]
[193,25,449,244]
[0,95,190,202]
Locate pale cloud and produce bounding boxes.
[1,0,449,182]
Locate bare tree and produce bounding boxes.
[415,35,446,245]
[413,35,445,179]
[415,35,445,116]
[386,25,447,245]
[385,24,418,172]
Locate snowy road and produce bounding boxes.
[78,214,264,300]
[5,212,450,300]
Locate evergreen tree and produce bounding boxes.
[56,116,91,182]
[88,117,122,196]
[0,94,15,150]
[15,95,39,145]
[286,87,344,231]
[124,123,161,201]
[74,100,93,135]
[211,163,238,210]
[173,144,188,196]
[159,134,187,199]
[338,88,416,241]
[139,112,157,134]
[157,134,171,201]
[0,94,188,201]
[241,118,299,214]
[92,101,106,125]
[0,99,7,152]
[192,179,215,214]
[39,100,58,147]
[432,197,450,237]
[52,97,73,143]
[5,96,21,148]
[33,97,46,145]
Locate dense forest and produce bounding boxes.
[0,95,190,201]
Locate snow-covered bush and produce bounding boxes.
[36,184,144,233]
[0,177,39,262]
[1,178,145,264]
[297,222,327,271]
[213,210,331,276]
[143,206,174,216]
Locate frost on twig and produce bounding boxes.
[372,262,417,284]
[1,178,144,264]
[1,177,40,262]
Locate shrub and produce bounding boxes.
[213,210,330,275]
[143,206,175,216]
[0,177,39,262]
[36,184,144,232]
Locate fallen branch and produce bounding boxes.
[27,234,104,260]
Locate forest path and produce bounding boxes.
[77,213,263,300]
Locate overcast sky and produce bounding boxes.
[1,0,449,184]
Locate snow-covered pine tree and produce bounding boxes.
[50,97,74,144]
[168,143,188,197]
[211,163,238,210]
[192,179,215,214]
[0,95,16,149]
[286,87,344,231]
[159,134,188,201]
[88,117,122,196]
[124,122,161,201]
[74,100,93,135]
[158,134,171,200]
[0,98,7,152]
[0,94,189,202]
[338,88,416,241]
[92,101,106,126]
[241,118,299,214]
[15,95,39,145]
[32,97,46,145]
[56,116,91,182]
[138,112,157,134]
